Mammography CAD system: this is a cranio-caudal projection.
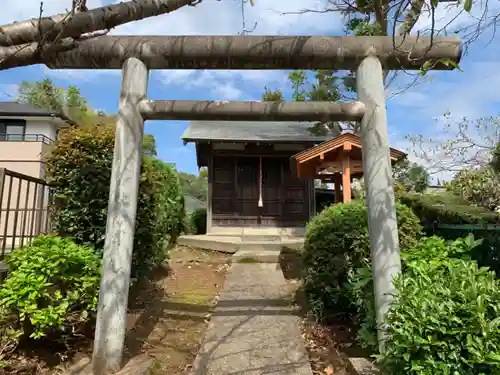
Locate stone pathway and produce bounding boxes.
[190,261,313,375]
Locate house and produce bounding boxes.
[0,102,74,178]
[0,102,74,258]
[182,121,405,235]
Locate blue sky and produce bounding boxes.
[1,0,500,178]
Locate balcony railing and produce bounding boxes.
[0,133,54,145]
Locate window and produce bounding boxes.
[0,120,26,141]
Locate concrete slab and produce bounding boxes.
[190,263,313,375]
[233,250,281,263]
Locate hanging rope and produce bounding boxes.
[258,156,263,207]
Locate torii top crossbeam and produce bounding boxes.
[35,35,462,71]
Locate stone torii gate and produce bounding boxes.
[46,35,462,374]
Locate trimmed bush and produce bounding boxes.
[0,236,100,339]
[400,191,500,275]
[45,125,184,279]
[378,235,500,374]
[302,200,422,325]
[399,191,500,226]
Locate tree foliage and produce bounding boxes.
[178,169,208,202]
[446,167,500,211]
[15,78,103,126]
[262,70,352,136]
[392,158,430,193]
[44,123,184,280]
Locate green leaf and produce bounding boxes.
[464,0,472,12]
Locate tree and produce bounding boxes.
[408,114,500,175]
[260,0,484,138]
[392,158,430,193]
[178,170,208,202]
[0,0,200,69]
[262,70,353,135]
[16,78,95,124]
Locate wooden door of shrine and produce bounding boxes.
[236,157,285,226]
[236,157,259,220]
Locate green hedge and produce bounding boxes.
[45,125,184,280]
[399,191,500,275]
[302,200,422,328]
[399,191,500,225]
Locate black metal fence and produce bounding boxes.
[0,168,52,261]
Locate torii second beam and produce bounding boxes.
[139,100,367,122]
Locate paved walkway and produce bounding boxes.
[190,261,313,375]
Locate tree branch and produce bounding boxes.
[0,0,197,47]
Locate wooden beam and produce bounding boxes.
[342,153,352,202]
[42,35,462,71]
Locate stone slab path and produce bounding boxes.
[190,262,313,375]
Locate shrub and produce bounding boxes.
[446,167,500,211]
[0,236,100,340]
[302,200,422,324]
[45,125,184,280]
[190,208,207,234]
[400,191,500,276]
[378,235,500,374]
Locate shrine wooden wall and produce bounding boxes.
[209,154,312,228]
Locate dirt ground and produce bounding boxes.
[279,249,366,375]
[124,246,231,374]
[1,246,231,375]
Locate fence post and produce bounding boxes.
[91,57,148,375]
[0,168,5,255]
[356,55,401,353]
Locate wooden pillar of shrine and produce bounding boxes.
[333,173,342,203]
[341,143,352,202]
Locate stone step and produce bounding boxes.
[241,235,282,242]
[233,250,281,263]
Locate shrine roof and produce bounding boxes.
[182,121,331,143]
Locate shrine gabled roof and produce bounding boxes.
[182,121,331,143]
[291,132,406,163]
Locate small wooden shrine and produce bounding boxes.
[183,122,405,231]
[291,132,406,203]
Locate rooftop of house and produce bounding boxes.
[182,121,332,143]
[0,102,75,125]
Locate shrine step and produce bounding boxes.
[177,235,304,254]
[208,226,306,237]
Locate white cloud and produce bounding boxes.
[5,0,343,89]
[152,69,288,100]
